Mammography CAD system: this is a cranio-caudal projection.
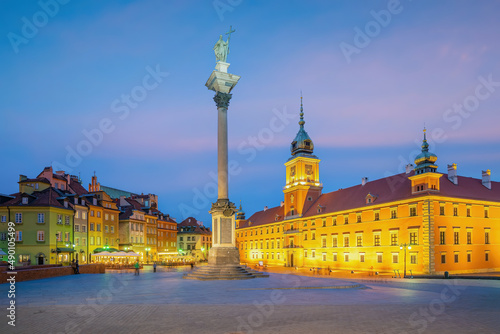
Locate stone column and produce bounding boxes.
[214,92,231,200]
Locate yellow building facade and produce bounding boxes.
[236,102,499,275]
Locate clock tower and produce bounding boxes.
[283,97,322,218]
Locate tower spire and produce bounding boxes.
[299,93,305,128]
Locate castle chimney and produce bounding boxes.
[264,206,268,211]
[405,164,414,174]
[361,177,368,186]
[280,201,284,207]
[482,170,491,190]
[447,163,458,185]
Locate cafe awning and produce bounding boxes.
[57,247,75,253]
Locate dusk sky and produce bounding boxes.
[1,0,499,225]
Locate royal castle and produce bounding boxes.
[235,98,499,275]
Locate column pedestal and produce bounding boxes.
[208,199,239,265]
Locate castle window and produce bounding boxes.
[453,206,458,216]
[356,235,363,247]
[356,213,361,223]
[343,236,349,247]
[467,207,471,217]
[392,253,399,264]
[374,211,380,221]
[374,234,381,246]
[355,252,363,263]
[484,207,489,218]
[410,231,418,245]
[390,208,397,219]
[410,207,417,217]
[440,205,445,216]
[454,231,459,245]
[440,230,445,245]
[390,232,398,246]
[344,217,348,225]
[332,216,337,226]
[332,236,338,247]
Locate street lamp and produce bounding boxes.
[145,247,150,263]
[400,243,412,278]
[55,233,59,264]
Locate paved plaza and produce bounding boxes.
[1,266,500,333]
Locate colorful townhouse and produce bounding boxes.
[0,176,75,265]
[157,214,178,261]
[235,101,499,275]
[177,217,212,261]
[89,175,120,250]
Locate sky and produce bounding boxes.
[1,0,500,226]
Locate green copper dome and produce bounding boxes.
[414,128,438,174]
[290,96,314,156]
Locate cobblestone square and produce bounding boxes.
[1,267,500,333]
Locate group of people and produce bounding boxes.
[134,261,158,275]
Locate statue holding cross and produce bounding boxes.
[213,26,235,63]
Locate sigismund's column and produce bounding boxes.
[205,27,241,265]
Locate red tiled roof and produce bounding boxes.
[240,206,284,228]
[18,177,50,184]
[69,179,89,196]
[239,172,500,228]
[125,198,144,211]
[53,174,66,181]
[0,188,71,209]
[178,217,203,227]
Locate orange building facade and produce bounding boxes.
[236,101,499,275]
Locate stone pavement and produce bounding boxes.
[1,265,500,333]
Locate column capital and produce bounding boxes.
[213,92,232,109]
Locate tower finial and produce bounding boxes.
[299,92,305,128]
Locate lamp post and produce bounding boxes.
[399,243,412,278]
[145,247,150,263]
[55,233,59,264]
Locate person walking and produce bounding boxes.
[75,260,80,274]
[134,260,140,276]
[153,262,157,273]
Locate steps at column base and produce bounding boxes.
[183,265,269,280]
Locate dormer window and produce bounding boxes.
[22,197,28,204]
[365,193,378,204]
[304,141,310,147]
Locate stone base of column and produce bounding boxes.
[208,246,240,265]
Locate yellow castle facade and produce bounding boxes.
[235,99,499,275]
